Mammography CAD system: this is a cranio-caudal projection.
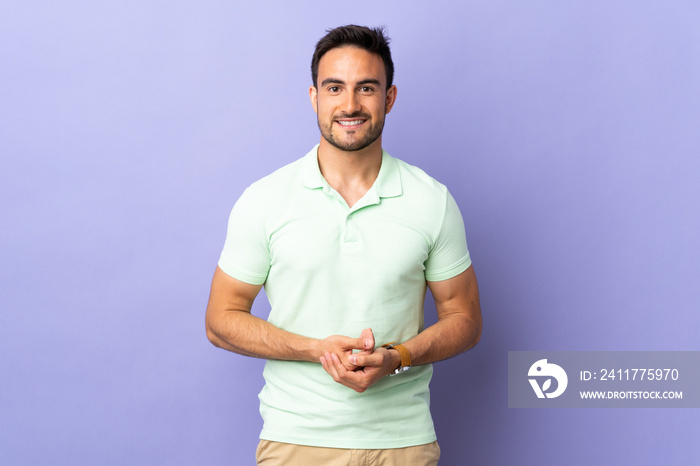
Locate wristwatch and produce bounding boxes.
[381,342,411,376]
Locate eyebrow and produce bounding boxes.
[320,78,382,87]
[357,79,382,86]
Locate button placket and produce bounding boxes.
[343,212,358,243]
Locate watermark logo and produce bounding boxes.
[510,351,698,408]
[528,359,568,398]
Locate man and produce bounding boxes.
[206,25,482,465]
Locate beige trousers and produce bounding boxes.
[256,440,440,466]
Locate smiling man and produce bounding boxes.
[312,45,389,153]
[206,25,482,465]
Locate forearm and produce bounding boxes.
[395,267,482,367]
[206,308,321,363]
[205,267,322,363]
[401,311,481,366]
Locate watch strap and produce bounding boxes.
[381,342,411,375]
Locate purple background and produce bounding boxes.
[2,1,699,464]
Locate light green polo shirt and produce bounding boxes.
[218,145,471,449]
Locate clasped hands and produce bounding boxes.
[318,328,401,393]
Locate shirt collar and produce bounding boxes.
[301,144,403,199]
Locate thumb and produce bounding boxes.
[358,328,375,351]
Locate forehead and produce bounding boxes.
[317,46,386,84]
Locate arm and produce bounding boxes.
[321,266,482,391]
[402,265,482,364]
[205,266,374,365]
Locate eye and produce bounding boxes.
[360,86,374,93]
[327,86,340,93]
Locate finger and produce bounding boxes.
[321,353,333,377]
[364,328,375,348]
[349,351,385,368]
[335,354,377,384]
[330,352,352,381]
[357,328,374,351]
[330,352,349,376]
[320,355,330,374]
[330,354,385,393]
[321,354,338,380]
[332,354,368,390]
[328,351,354,371]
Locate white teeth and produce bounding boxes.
[337,120,364,126]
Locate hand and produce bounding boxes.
[318,328,375,371]
[320,344,401,393]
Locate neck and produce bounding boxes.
[317,137,383,207]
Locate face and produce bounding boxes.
[310,46,397,152]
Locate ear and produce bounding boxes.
[309,85,318,114]
[385,85,397,114]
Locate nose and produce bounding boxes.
[340,91,361,115]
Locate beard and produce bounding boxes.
[317,111,386,152]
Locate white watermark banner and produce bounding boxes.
[508,351,700,408]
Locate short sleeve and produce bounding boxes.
[217,188,271,285]
[424,190,471,282]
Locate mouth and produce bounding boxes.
[335,118,367,129]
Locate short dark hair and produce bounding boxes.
[311,25,394,89]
